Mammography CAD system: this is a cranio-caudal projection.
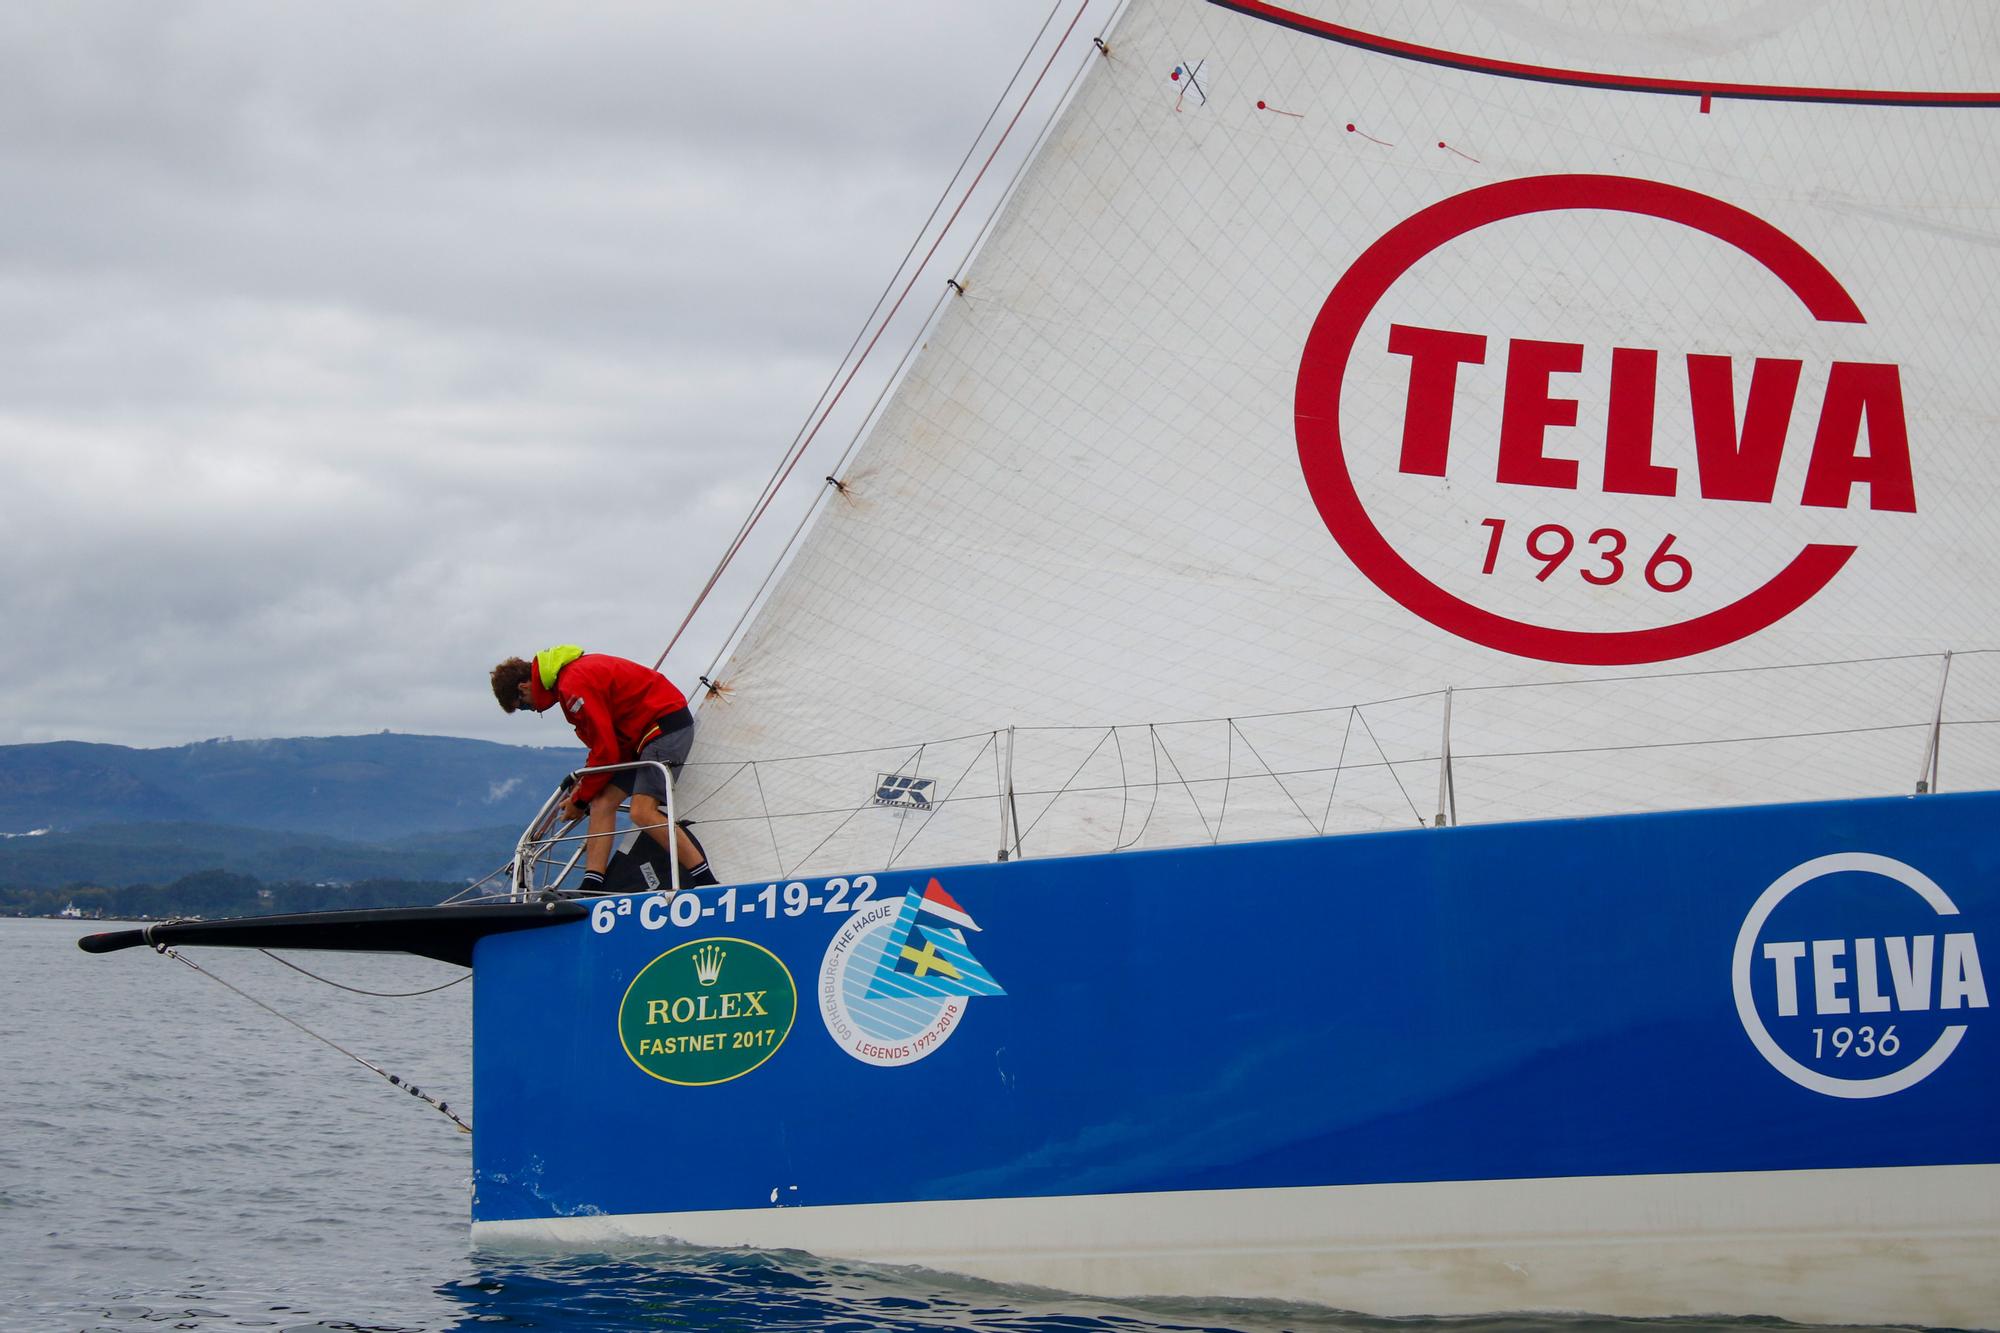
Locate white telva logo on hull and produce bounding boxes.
[1734,852,1988,1097]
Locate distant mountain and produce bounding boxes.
[0,733,582,841]
[0,733,589,892]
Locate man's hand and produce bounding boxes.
[563,800,590,823]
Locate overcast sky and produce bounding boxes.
[0,0,1093,749]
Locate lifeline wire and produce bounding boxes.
[156,942,471,1133]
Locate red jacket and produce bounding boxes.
[527,652,688,804]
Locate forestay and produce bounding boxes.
[673,0,2000,881]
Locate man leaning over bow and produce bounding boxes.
[490,644,718,893]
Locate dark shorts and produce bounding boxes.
[624,710,694,805]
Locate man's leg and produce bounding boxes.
[577,785,625,893]
[630,792,717,886]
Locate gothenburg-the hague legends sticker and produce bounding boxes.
[820,877,1004,1066]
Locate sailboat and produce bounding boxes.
[84,0,1998,1324]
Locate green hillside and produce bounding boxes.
[0,731,587,893]
[0,733,581,842]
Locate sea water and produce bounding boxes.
[0,917,1959,1332]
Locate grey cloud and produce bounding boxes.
[0,0,1070,748]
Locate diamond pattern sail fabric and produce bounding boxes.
[672,0,2000,882]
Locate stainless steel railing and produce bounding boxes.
[507,760,680,902]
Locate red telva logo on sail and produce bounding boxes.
[1295,174,1914,665]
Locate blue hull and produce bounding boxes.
[468,792,1997,1318]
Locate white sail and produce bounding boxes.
[675,0,2000,882]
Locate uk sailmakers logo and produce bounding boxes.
[619,938,798,1086]
[872,773,935,811]
[819,878,1004,1066]
[1734,853,1988,1098]
[1296,175,1916,665]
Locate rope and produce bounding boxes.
[155,940,471,1134]
[751,762,784,876]
[993,730,1010,857]
[696,282,952,686]
[990,650,1996,734]
[258,949,469,998]
[1017,726,1115,844]
[1110,725,1132,851]
[677,758,752,819]
[1120,732,1168,844]
[440,859,519,906]
[1457,719,1927,762]
[1319,707,1359,836]
[657,0,1095,675]
[508,653,1994,877]
[890,731,999,868]
[1354,707,1426,828]
[885,741,931,866]
[782,739,930,877]
[1228,720,1322,836]
[1113,726,1164,852]
[650,650,1980,772]
[1217,721,1233,845]
[695,3,1128,690]
[1149,725,1215,843]
[646,712,1985,833]
[1451,649,1962,694]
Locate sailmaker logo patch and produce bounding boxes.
[872,772,935,810]
[1734,853,1988,1098]
[819,878,1004,1066]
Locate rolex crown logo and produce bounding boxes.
[692,944,726,987]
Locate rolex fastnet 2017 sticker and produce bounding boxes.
[619,937,797,1086]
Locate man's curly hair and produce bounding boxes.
[490,657,534,713]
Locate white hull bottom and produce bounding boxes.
[473,1165,2000,1328]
